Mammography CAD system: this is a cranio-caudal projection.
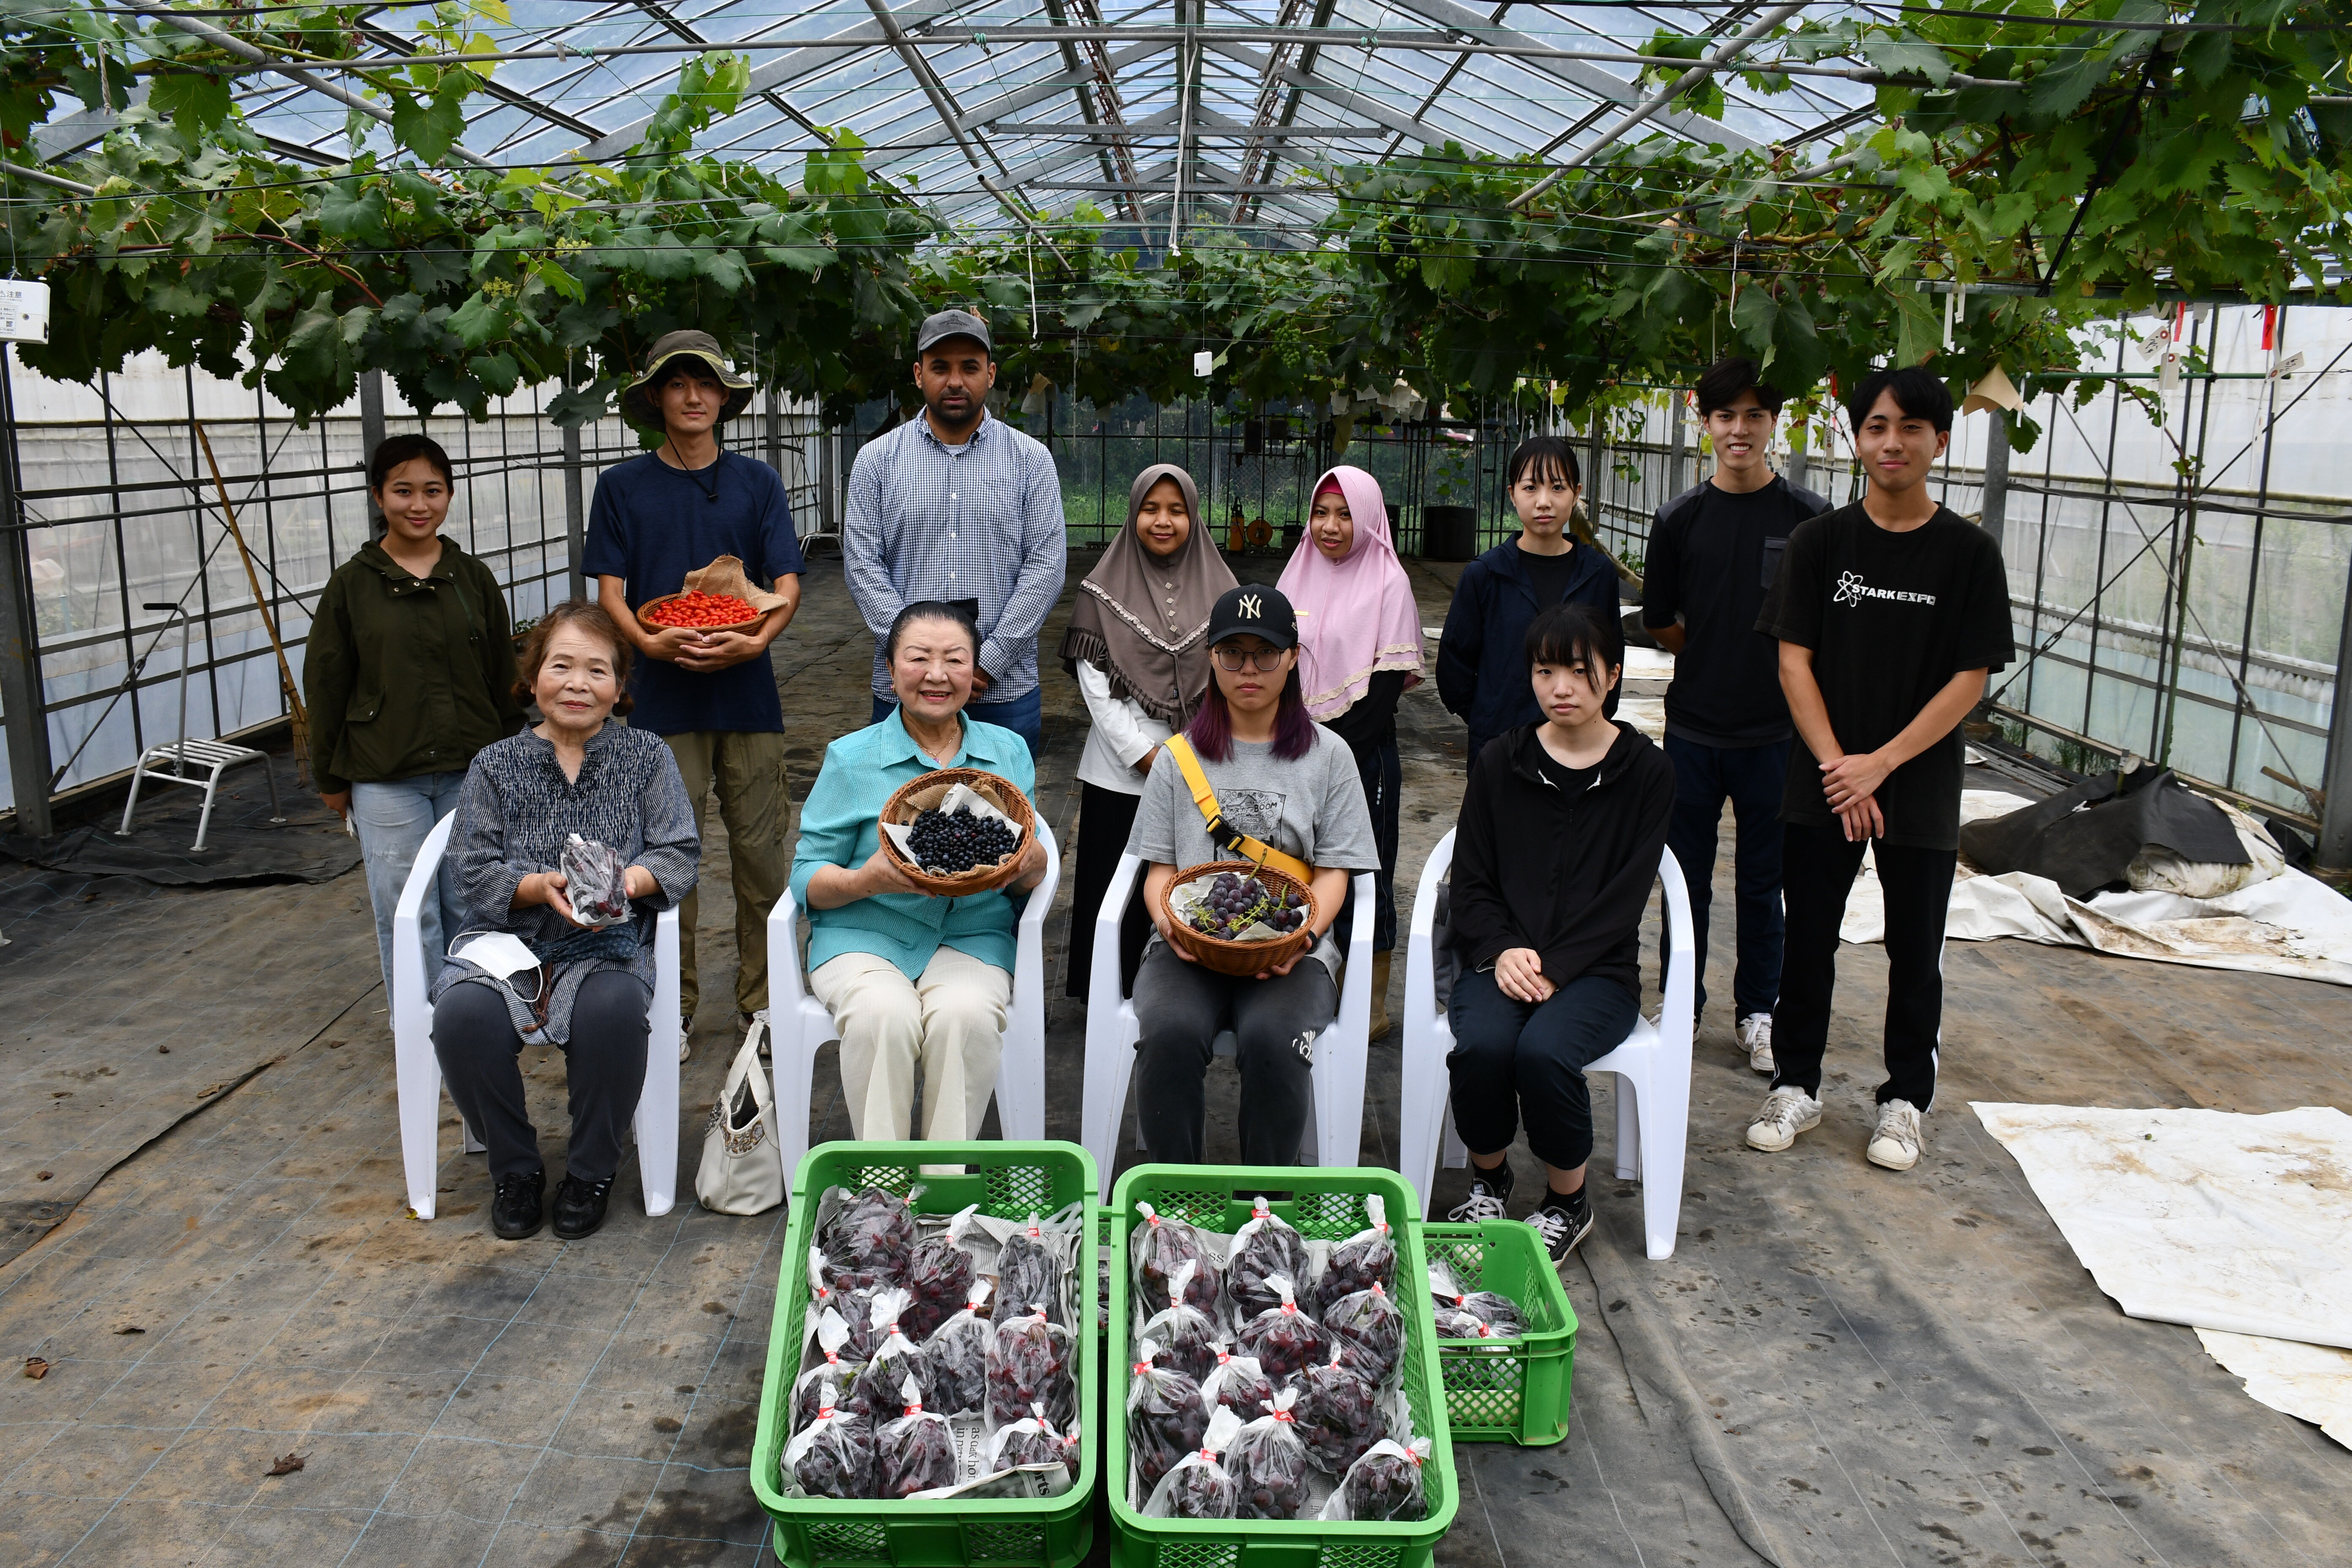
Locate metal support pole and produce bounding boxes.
[359,370,387,539]
[2322,560,2352,868]
[1980,410,2009,534]
[0,352,52,836]
[1666,393,1687,498]
[562,424,586,604]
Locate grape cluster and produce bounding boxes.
[1187,871,1308,939]
[906,806,1019,876]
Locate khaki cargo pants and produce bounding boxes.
[662,729,792,1022]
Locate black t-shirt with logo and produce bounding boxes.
[1754,502,2014,849]
[1641,477,1830,747]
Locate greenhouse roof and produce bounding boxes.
[55,1,1878,242]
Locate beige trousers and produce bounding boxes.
[809,946,1012,1143]
[663,729,792,1021]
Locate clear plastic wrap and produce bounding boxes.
[1232,1274,1330,1383]
[988,1307,1075,1429]
[1142,1406,1244,1520]
[846,1288,928,1419]
[1426,1258,1524,1334]
[991,1212,1065,1328]
[1226,1387,1313,1520]
[790,1307,866,1431]
[1199,1339,1276,1421]
[1136,1258,1220,1384]
[1326,1437,1432,1522]
[1323,1279,1405,1387]
[822,1185,923,1288]
[1124,1339,1210,1491]
[985,1400,1067,1475]
[782,1376,874,1500]
[921,1278,994,1417]
[1315,1195,1396,1314]
[1294,1350,1386,1475]
[874,1373,958,1500]
[903,1205,980,1342]
[1131,1201,1222,1317]
[806,1244,884,1363]
[1433,1306,1524,1341]
[559,833,632,927]
[1226,1194,1312,1323]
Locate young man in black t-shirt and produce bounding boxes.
[1640,359,1829,1074]
[1749,367,2013,1172]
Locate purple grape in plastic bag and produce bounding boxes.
[904,1206,979,1341]
[1294,1349,1385,1475]
[1131,1201,1221,1316]
[1124,1339,1209,1491]
[1339,1437,1432,1522]
[806,1245,884,1362]
[1233,1274,1330,1383]
[1200,1339,1276,1421]
[822,1185,922,1287]
[989,1308,1074,1429]
[991,1212,1064,1327]
[1226,1195,1311,1322]
[791,1307,867,1430]
[847,1289,928,1418]
[784,1377,874,1500]
[1226,1387,1312,1520]
[921,1278,993,1417]
[1315,1194,1395,1314]
[1137,1258,1219,1384]
[1427,1258,1524,1334]
[1323,1279,1404,1387]
[874,1374,958,1500]
[986,1401,1065,1474]
[559,833,632,927]
[1143,1407,1243,1521]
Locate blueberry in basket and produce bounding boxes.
[906,806,1019,877]
[1187,870,1309,939]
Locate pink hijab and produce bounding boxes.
[1277,465,1426,721]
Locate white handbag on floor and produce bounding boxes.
[696,1015,785,1215]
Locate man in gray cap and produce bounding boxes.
[843,308,1066,756]
[583,329,806,1059]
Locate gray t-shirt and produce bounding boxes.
[1124,725,1380,981]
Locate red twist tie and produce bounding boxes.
[904,1403,921,1417]
[817,1404,835,1419]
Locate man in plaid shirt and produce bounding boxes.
[844,309,1067,757]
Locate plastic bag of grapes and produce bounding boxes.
[1294,1348,1386,1475]
[1227,1194,1312,1321]
[1233,1274,1330,1383]
[1226,1387,1313,1520]
[1142,1406,1244,1520]
[846,1289,928,1419]
[558,834,632,928]
[874,1373,959,1499]
[991,1211,1066,1327]
[791,1307,866,1431]
[1199,1338,1276,1421]
[1136,1258,1220,1383]
[922,1278,993,1416]
[783,1376,874,1500]
[821,1184,925,1288]
[1433,1306,1523,1341]
[1131,1201,1222,1317]
[805,1245,884,1363]
[1124,1339,1209,1493]
[1323,1279,1405,1388]
[984,1399,1069,1477]
[1426,1258,1524,1335]
[1315,1194,1395,1314]
[1321,1436,1433,1522]
[989,1308,1075,1429]
[1172,868,1311,942]
[903,1204,980,1341]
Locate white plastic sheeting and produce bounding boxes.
[2195,1330,2352,1451]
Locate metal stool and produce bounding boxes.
[116,603,283,852]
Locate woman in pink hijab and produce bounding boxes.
[1277,465,1425,1037]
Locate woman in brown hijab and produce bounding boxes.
[1059,463,1237,1001]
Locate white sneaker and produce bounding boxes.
[1867,1099,1924,1171]
[1736,1013,1775,1075]
[1745,1086,1821,1152]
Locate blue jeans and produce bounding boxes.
[350,771,469,998]
[871,686,1043,761]
[1661,733,1789,1024]
[1446,968,1639,1172]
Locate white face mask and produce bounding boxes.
[449,931,540,983]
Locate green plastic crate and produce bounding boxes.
[750,1141,1100,1568]
[1105,1165,1460,1568]
[1419,1220,1577,1446]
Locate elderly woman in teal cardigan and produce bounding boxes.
[791,601,1053,1142]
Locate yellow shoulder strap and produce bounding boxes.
[1161,736,1315,884]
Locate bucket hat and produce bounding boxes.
[621,329,755,427]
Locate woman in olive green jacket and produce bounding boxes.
[305,435,526,994]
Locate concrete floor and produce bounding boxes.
[0,547,2346,1566]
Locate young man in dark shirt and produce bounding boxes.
[1749,366,2013,1172]
[1640,359,1829,1074]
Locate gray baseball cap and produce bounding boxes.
[916,308,993,357]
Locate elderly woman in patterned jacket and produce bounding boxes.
[431,601,700,1244]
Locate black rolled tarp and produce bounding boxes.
[1959,762,2245,898]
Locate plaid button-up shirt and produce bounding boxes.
[843,411,1068,700]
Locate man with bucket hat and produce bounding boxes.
[585,329,806,1059]
[844,308,1065,757]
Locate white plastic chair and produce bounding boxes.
[1078,853,1378,1204]
[765,817,1060,1181]
[1398,829,1695,1260]
[391,812,682,1221]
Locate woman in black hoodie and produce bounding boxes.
[1445,602,1673,1261]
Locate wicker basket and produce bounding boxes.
[635,589,764,634]
[1157,859,1318,976]
[880,768,1037,895]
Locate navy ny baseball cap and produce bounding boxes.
[1205,583,1298,650]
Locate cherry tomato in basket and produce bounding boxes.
[645,590,757,628]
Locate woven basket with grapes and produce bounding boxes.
[879,768,1036,896]
[1159,861,1320,977]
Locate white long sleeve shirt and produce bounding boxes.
[1075,660,1175,795]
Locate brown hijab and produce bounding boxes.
[1059,464,1237,725]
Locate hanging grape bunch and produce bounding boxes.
[906,806,1019,877]
[1188,871,1309,939]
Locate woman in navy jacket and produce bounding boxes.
[1436,436,1623,762]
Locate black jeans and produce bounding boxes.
[1772,821,1955,1111]
[1661,733,1790,1023]
[1131,944,1338,1164]
[1446,967,1639,1171]
[1348,739,1401,953]
[1067,781,1153,1002]
[432,969,651,1184]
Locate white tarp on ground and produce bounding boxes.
[2195,1330,2352,1450]
[1971,1103,2352,1351]
[1841,791,2352,985]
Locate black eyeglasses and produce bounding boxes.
[1214,646,1288,672]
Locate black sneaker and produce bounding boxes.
[551,1174,615,1240]
[1527,1191,1593,1264]
[491,1169,546,1240]
[1446,1163,1515,1223]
